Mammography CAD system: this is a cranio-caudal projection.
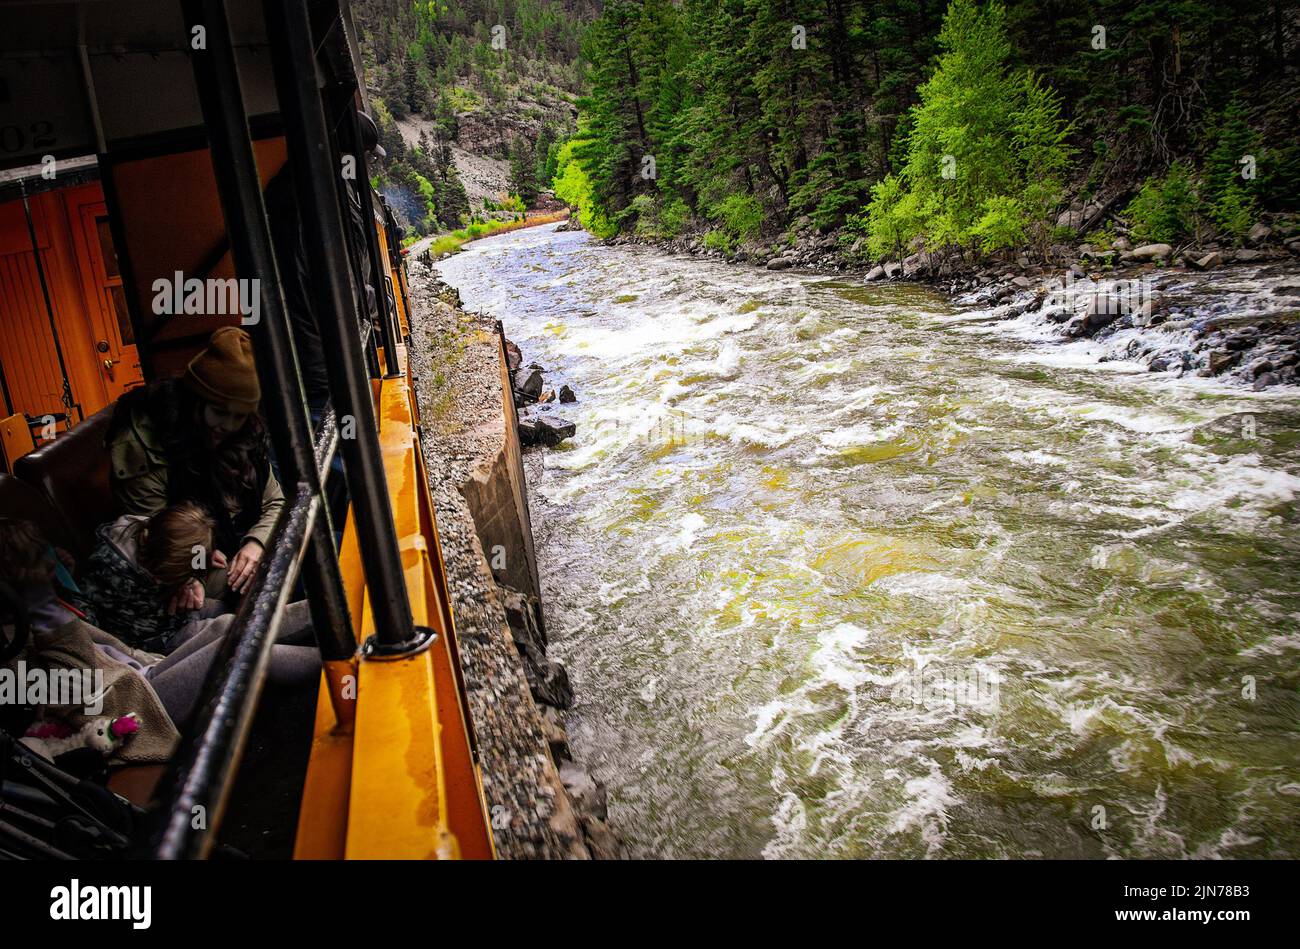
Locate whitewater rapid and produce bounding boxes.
[436,223,1300,859]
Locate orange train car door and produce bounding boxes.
[69,195,143,401]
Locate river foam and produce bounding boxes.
[436,224,1300,859]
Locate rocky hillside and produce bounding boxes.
[352,0,596,235]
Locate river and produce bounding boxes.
[435,223,1300,859]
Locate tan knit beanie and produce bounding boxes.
[183,326,260,413]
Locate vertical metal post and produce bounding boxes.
[182,0,356,665]
[264,0,421,651]
[340,109,403,375]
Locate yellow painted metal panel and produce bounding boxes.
[291,672,355,860]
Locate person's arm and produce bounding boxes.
[112,466,168,518]
[227,473,285,594]
[109,418,169,517]
[244,471,285,549]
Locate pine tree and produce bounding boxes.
[509,137,540,206]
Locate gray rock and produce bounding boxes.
[1246,357,1274,378]
[1112,237,1132,251]
[902,250,931,277]
[559,759,608,822]
[1056,208,1085,230]
[500,587,548,649]
[518,416,541,445]
[1247,222,1272,245]
[524,646,573,708]
[1130,243,1173,261]
[1233,248,1264,262]
[883,261,902,279]
[513,367,543,400]
[537,705,570,759]
[1253,372,1279,390]
[558,384,577,403]
[581,816,623,860]
[1209,351,1242,375]
[537,414,576,446]
[864,264,887,281]
[1191,252,1222,270]
[1223,330,1257,351]
[1083,293,1126,332]
[766,256,794,271]
[1011,276,1034,289]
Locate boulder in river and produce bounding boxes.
[766,256,794,271]
[518,416,541,445]
[513,367,544,400]
[864,264,886,282]
[520,408,576,447]
[1083,293,1125,333]
[558,384,577,403]
[1191,252,1222,271]
[538,415,576,446]
[1209,350,1242,375]
[559,759,608,821]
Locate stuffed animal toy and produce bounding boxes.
[21,713,141,762]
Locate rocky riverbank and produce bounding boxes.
[404,260,618,859]
[600,213,1300,390]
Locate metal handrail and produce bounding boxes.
[265,0,419,651]
[153,484,318,860]
[314,403,339,475]
[183,0,355,665]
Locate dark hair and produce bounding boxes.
[0,518,54,587]
[125,379,271,550]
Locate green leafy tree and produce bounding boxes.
[1124,162,1197,244]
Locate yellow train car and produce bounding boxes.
[0,0,493,859]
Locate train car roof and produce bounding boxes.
[0,0,367,171]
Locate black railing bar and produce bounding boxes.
[360,316,374,357]
[343,109,403,378]
[0,817,74,860]
[182,0,356,664]
[153,484,318,860]
[265,0,419,651]
[313,401,339,475]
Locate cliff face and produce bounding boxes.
[350,0,589,233]
[405,260,620,859]
[392,88,577,210]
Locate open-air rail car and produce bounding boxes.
[0,0,494,859]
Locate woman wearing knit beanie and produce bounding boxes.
[105,327,285,612]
